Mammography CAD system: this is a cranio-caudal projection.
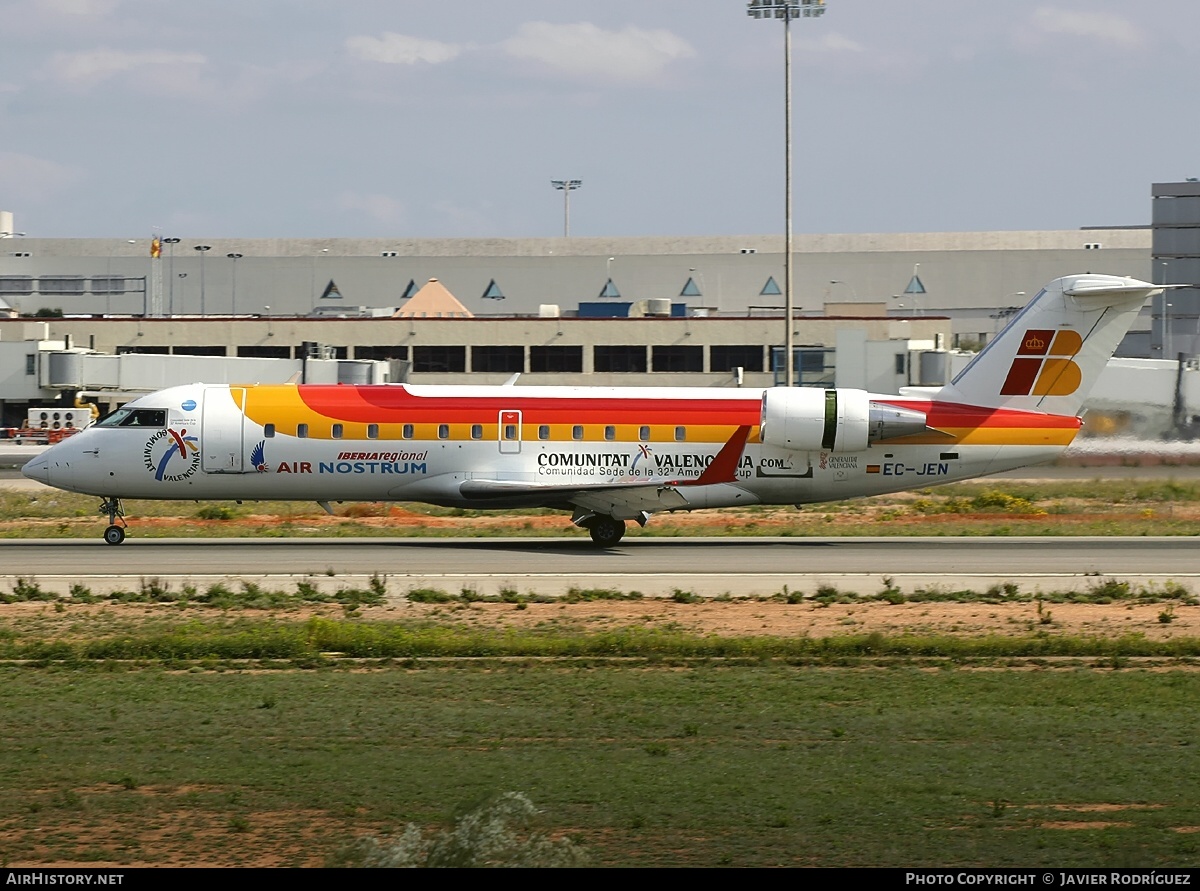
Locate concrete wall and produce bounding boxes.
[0,231,1149,346]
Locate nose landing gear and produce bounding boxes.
[99,497,127,545]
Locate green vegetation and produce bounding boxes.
[0,662,1196,866]
[5,477,1200,538]
[3,473,1199,865]
[1,576,388,609]
[5,573,1195,610]
[3,614,1200,664]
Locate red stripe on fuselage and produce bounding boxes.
[874,399,1081,431]
[297,385,762,426]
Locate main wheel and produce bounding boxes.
[587,516,625,547]
[103,525,126,545]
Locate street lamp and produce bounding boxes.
[988,292,1025,337]
[103,240,135,315]
[551,179,582,237]
[1160,261,1171,359]
[829,279,858,300]
[747,0,827,387]
[193,245,212,314]
[311,247,330,301]
[227,253,243,315]
[689,267,708,307]
[162,238,180,315]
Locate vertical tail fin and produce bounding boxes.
[937,274,1160,415]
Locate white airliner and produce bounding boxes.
[22,274,1159,546]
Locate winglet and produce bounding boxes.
[684,425,751,487]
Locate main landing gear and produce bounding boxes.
[99,497,127,545]
[585,515,626,548]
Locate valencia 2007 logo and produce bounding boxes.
[144,428,200,481]
[1000,329,1084,397]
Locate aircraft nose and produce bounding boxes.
[21,454,50,485]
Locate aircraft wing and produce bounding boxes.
[457,425,752,520]
[458,476,692,517]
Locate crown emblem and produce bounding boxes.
[1024,335,1045,351]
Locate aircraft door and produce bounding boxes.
[498,410,521,454]
[202,387,247,473]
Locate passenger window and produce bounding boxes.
[332,423,343,439]
[367,424,379,439]
[264,423,275,438]
[297,423,309,438]
[572,425,584,441]
[538,425,550,440]
[471,424,483,440]
[639,425,650,442]
[604,425,616,441]
[674,426,686,442]
[438,424,449,440]
[402,424,414,439]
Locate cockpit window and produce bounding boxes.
[96,408,167,428]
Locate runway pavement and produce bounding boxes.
[0,536,1196,599]
[2,442,1198,598]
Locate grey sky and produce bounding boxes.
[2,0,1197,239]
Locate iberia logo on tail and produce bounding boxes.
[1000,329,1084,397]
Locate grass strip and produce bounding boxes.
[5,617,1200,663]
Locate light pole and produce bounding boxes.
[689,267,707,307]
[829,279,858,300]
[1160,261,1171,359]
[551,179,582,237]
[748,0,826,387]
[227,253,243,315]
[310,247,330,301]
[194,245,211,314]
[162,238,180,315]
[105,240,135,315]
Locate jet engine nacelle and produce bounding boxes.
[759,388,929,452]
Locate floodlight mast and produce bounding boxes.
[551,179,582,237]
[747,0,826,388]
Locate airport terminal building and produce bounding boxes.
[2,184,1196,430]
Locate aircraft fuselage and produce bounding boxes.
[24,382,1075,510]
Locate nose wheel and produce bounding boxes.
[98,497,127,545]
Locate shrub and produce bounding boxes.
[407,587,454,603]
[195,504,241,521]
[11,578,53,602]
[333,792,586,868]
